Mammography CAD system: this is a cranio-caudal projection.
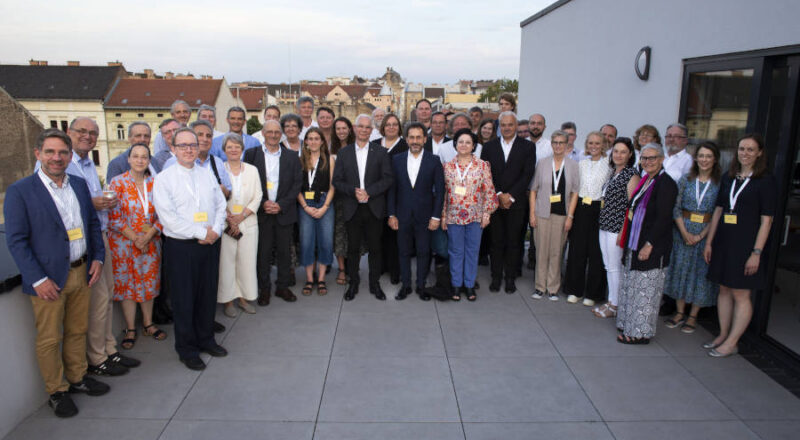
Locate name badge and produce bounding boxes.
[266,181,275,190]
[627,210,633,221]
[305,191,315,200]
[194,212,208,223]
[550,194,561,203]
[454,186,466,196]
[724,213,737,224]
[582,196,592,205]
[600,200,605,209]
[232,205,244,214]
[67,228,83,241]
[141,224,152,233]
[690,213,705,223]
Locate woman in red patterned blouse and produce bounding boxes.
[441,129,498,301]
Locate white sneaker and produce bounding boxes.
[548,293,559,301]
[566,295,579,303]
[582,298,595,307]
[224,303,238,318]
[531,290,545,299]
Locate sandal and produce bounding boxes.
[317,281,328,296]
[121,328,137,349]
[336,269,347,285]
[681,315,698,334]
[467,292,477,302]
[664,312,686,329]
[142,324,167,341]
[617,334,650,345]
[302,282,314,296]
[592,303,617,318]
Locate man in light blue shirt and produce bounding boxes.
[162,120,231,198]
[152,100,191,157]
[209,106,261,161]
[105,121,157,182]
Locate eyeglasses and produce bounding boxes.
[552,141,568,145]
[174,143,199,150]
[665,134,687,139]
[73,128,99,137]
[640,155,660,162]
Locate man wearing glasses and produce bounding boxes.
[663,123,693,181]
[153,128,228,371]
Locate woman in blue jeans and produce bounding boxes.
[297,127,336,295]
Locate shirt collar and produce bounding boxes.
[501,135,517,147]
[38,169,70,188]
[355,141,370,151]
[263,144,282,157]
[72,152,93,167]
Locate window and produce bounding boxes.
[137,113,145,118]
[117,124,125,140]
[60,120,68,132]
[91,150,100,166]
[115,113,122,117]
[157,113,163,118]
[50,120,58,128]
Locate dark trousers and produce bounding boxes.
[346,204,383,285]
[257,215,294,290]
[381,221,400,280]
[164,237,220,360]
[489,207,525,281]
[564,201,607,301]
[154,235,171,318]
[398,218,432,289]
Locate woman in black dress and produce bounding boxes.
[704,133,775,357]
[378,114,408,285]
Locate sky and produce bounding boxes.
[0,0,553,85]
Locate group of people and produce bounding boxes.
[4,93,776,419]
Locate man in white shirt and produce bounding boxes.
[370,107,385,141]
[252,105,284,145]
[153,100,191,156]
[529,113,552,164]
[152,128,228,371]
[663,123,693,181]
[297,96,318,140]
[424,111,450,156]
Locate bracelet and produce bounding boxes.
[752,248,762,255]
[567,214,574,219]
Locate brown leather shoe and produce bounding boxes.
[275,288,297,302]
[257,288,271,306]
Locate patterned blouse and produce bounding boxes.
[599,167,637,233]
[442,155,498,225]
[578,157,611,200]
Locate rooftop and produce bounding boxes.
[0,64,124,101]
[105,78,223,109]
[230,87,266,111]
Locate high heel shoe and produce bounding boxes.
[702,341,721,349]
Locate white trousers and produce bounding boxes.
[599,229,623,306]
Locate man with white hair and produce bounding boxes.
[196,104,224,138]
[369,108,386,141]
[663,123,692,181]
[153,100,192,156]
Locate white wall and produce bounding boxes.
[518,0,800,143]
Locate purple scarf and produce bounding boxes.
[626,171,662,250]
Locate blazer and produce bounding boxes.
[626,171,679,271]
[243,145,302,226]
[423,135,451,154]
[226,162,263,230]
[380,137,409,157]
[331,142,394,221]
[529,156,581,219]
[480,136,536,210]
[387,150,445,225]
[4,173,104,295]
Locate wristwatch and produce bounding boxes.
[752,248,762,255]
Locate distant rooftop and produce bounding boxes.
[106,78,223,109]
[0,64,124,101]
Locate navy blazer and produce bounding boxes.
[387,150,445,224]
[4,173,104,295]
[243,145,303,226]
[480,137,536,210]
[332,142,394,221]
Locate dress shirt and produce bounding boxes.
[299,120,319,140]
[152,162,226,240]
[355,141,370,192]
[263,145,282,201]
[36,152,106,230]
[430,135,447,156]
[567,147,586,162]
[663,148,692,182]
[407,150,424,188]
[437,140,482,164]
[209,132,262,161]
[162,154,232,191]
[534,137,552,164]
[37,171,86,262]
[500,135,517,162]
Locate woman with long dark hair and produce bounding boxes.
[331,117,355,285]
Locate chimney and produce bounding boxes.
[29,59,48,66]
[67,61,80,66]
[144,69,154,78]
[165,71,174,79]
[107,60,122,66]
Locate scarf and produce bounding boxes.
[619,170,662,249]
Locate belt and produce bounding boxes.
[70,254,88,268]
[681,210,711,223]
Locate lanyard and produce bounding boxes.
[552,158,565,191]
[695,178,711,208]
[729,174,752,211]
[455,160,473,184]
[308,157,320,189]
[135,181,149,219]
[631,169,663,208]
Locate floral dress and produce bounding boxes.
[108,172,162,302]
[442,156,499,224]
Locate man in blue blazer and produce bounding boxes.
[4,129,107,418]
[387,122,445,300]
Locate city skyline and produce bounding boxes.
[0,0,553,84]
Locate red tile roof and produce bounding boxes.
[230,87,266,111]
[105,78,222,108]
[300,84,335,99]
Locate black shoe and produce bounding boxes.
[395,286,411,300]
[88,359,128,376]
[478,255,489,266]
[275,288,297,302]
[504,278,517,293]
[289,272,296,287]
[417,286,431,301]
[202,344,228,357]
[69,376,110,396]
[489,278,501,292]
[181,357,206,371]
[344,284,358,301]
[108,352,141,368]
[390,274,401,285]
[213,321,226,334]
[370,284,386,300]
[474,280,480,290]
[465,287,477,301]
[49,391,78,418]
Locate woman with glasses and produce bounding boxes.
[280,113,303,155]
[377,114,408,285]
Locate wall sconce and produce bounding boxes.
[635,46,651,81]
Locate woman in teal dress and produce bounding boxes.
[663,142,721,334]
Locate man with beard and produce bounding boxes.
[663,123,692,181]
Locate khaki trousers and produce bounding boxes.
[87,235,116,365]
[30,263,90,394]
[534,214,568,294]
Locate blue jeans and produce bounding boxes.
[447,222,482,288]
[298,195,334,267]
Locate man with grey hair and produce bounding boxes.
[663,123,692,181]
[106,121,158,181]
[210,106,261,160]
[197,104,224,138]
[151,119,182,172]
[481,111,535,293]
[369,107,386,141]
[296,96,318,140]
[253,105,285,145]
[162,120,232,197]
[437,113,482,164]
[153,100,192,156]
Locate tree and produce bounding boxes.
[246,116,263,135]
[479,78,519,103]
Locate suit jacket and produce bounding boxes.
[423,135,451,154]
[627,172,679,271]
[480,137,536,210]
[4,173,105,295]
[243,145,302,225]
[387,150,445,225]
[380,137,409,157]
[331,142,394,221]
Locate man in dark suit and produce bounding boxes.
[5,129,109,418]
[387,122,445,300]
[423,111,450,155]
[244,120,302,305]
[480,111,536,293]
[332,114,394,300]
